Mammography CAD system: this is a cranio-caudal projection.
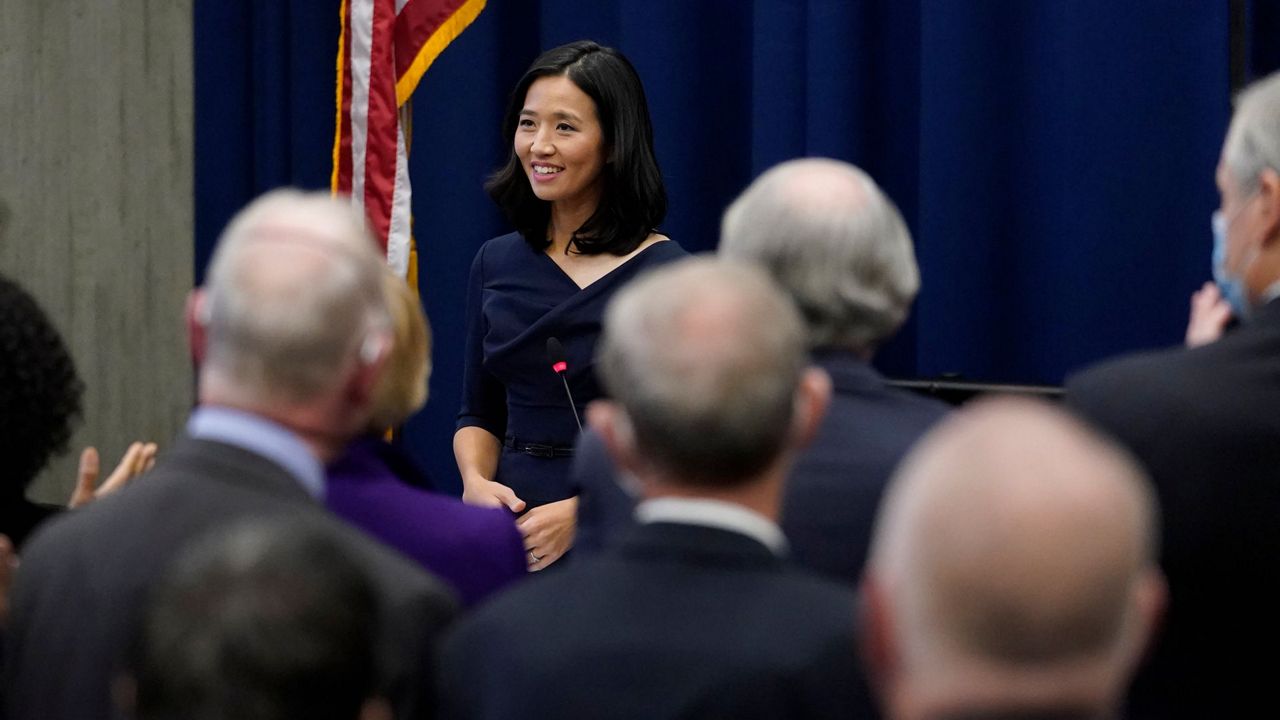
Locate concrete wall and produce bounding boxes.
[0,0,194,503]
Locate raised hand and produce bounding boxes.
[1185,282,1234,348]
[68,441,158,509]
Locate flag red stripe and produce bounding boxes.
[335,0,485,260]
[333,0,355,195]
[393,0,466,80]
[361,0,400,251]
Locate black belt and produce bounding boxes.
[503,437,574,458]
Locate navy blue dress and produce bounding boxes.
[457,231,687,509]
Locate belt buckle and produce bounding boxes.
[524,442,555,458]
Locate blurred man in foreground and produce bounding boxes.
[862,398,1165,720]
[133,519,391,720]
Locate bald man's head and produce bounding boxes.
[864,398,1165,718]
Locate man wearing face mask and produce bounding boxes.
[1065,70,1280,720]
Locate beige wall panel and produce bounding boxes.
[0,0,194,504]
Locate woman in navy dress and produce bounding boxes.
[455,41,685,571]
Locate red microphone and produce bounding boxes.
[546,337,583,432]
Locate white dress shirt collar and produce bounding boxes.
[635,496,788,556]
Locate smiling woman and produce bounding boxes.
[453,41,686,572]
[517,76,606,212]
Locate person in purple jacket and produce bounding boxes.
[327,271,526,607]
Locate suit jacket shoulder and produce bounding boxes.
[440,522,871,720]
[784,351,949,585]
[1066,313,1280,461]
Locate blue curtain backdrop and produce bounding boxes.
[194,0,1279,494]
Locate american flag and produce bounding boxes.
[332,0,486,277]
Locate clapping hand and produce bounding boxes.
[68,441,157,509]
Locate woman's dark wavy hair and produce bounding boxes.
[486,40,667,256]
[0,273,84,494]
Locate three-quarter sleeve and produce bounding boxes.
[456,243,508,438]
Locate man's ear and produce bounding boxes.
[587,400,641,474]
[185,289,209,367]
[1258,167,1280,246]
[1124,567,1169,674]
[110,674,137,718]
[346,332,390,412]
[791,367,833,449]
[859,571,899,699]
[358,697,394,720]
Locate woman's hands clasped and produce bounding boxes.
[517,496,577,572]
[461,476,577,572]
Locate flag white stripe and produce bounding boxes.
[387,119,412,277]
[348,0,376,216]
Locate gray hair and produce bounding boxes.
[720,158,919,354]
[202,190,389,404]
[1224,71,1280,194]
[596,257,807,486]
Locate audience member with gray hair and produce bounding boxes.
[574,158,948,585]
[862,398,1166,720]
[720,157,918,353]
[195,190,391,414]
[440,258,875,719]
[3,190,456,720]
[594,259,812,485]
[132,519,389,720]
[1066,69,1280,718]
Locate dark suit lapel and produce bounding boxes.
[616,522,783,572]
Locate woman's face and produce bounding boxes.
[514,74,606,211]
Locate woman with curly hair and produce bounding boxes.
[0,274,155,548]
[0,273,86,547]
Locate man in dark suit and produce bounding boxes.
[1064,70,1280,719]
[3,190,455,720]
[133,518,390,720]
[861,398,1165,720]
[440,258,872,719]
[574,158,948,586]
